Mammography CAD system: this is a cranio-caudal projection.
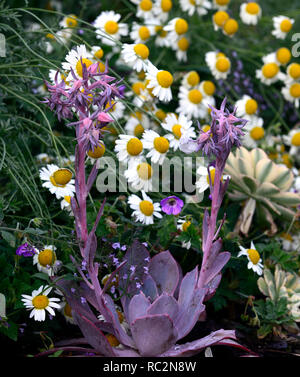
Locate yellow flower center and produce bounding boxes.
[262,63,279,79]
[175,18,188,35]
[104,20,119,34]
[138,71,146,80]
[188,89,203,104]
[132,82,145,95]
[250,126,265,140]
[282,153,292,168]
[64,195,71,204]
[134,124,145,138]
[161,0,172,12]
[140,0,153,11]
[215,0,230,4]
[182,221,191,232]
[206,168,216,185]
[87,144,106,159]
[138,26,151,40]
[139,200,154,216]
[213,11,229,27]
[156,71,173,88]
[126,138,143,156]
[106,334,120,347]
[133,43,150,59]
[276,47,291,65]
[46,33,55,39]
[137,162,153,180]
[223,18,239,35]
[245,98,258,115]
[290,83,300,99]
[38,249,56,267]
[288,63,300,80]
[64,303,73,317]
[268,152,278,160]
[177,37,189,51]
[189,0,196,4]
[134,111,143,121]
[247,249,260,265]
[172,124,182,139]
[155,109,166,121]
[245,2,260,15]
[202,125,211,133]
[291,132,300,146]
[75,58,93,77]
[187,71,200,86]
[202,81,216,96]
[215,57,230,72]
[280,19,292,33]
[32,295,49,310]
[281,232,293,241]
[98,62,106,73]
[66,15,78,28]
[94,48,104,60]
[50,168,72,187]
[116,310,124,323]
[153,136,169,153]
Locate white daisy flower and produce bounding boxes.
[272,16,294,40]
[131,0,156,20]
[33,245,61,277]
[130,22,154,43]
[39,164,75,199]
[59,300,76,324]
[105,100,126,120]
[222,18,239,37]
[262,47,291,66]
[196,164,230,193]
[36,153,53,164]
[282,82,300,108]
[124,159,154,191]
[154,24,171,47]
[239,2,262,25]
[153,0,173,22]
[212,10,229,31]
[237,242,264,276]
[199,80,216,97]
[21,285,61,322]
[128,190,162,225]
[283,128,300,156]
[145,62,173,102]
[114,134,144,164]
[94,11,128,46]
[278,232,300,252]
[173,36,189,62]
[181,71,201,89]
[280,63,300,84]
[177,217,192,249]
[142,130,170,165]
[121,43,151,72]
[62,44,93,80]
[256,62,285,85]
[163,17,189,43]
[124,112,150,137]
[162,113,196,150]
[205,51,231,80]
[59,14,78,29]
[48,69,70,86]
[90,45,105,61]
[242,116,265,148]
[212,0,230,10]
[235,95,258,119]
[60,195,74,215]
[176,85,211,119]
[179,0,211,16]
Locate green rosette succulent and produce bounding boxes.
[224,147,300,235]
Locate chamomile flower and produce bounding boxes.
[121,43,151,72]
[181,71,201,89]
[196,165,229,193]
[60,195,73,215]
[33,245,61,277]
[173,36,190,62]
[153,0,173,22]
[212,10,229,31]
[242,116,265,148]
[62,44,93,80]
[176,85,211,119]
[283,128,300,156]
[262,47,292,66]
[179,0,211,16]
[21,285,61,322]
[131,0,156,20]
[59,300,76,324]
[130,22,154,43]
[105,100,126,120]
[240,2,262,25]
[162,113,196,150]
[177,217,192,249]
[199,80,216,98]
[124,112,150,138]
[205,51,231,80]
[90,45,105,61]
[145,63,173,102]
[163,17,189,43]
[256,62,284,85]
[278,232,300,252]
[142,130,170,164]
[36,153,53,164]
[154,24,171,47]
[59,14,78,29]
[282,82,300,108]
[281,63,300,84]
[94,11,128,46]
[222,18,239,37]
[212,0,230,10]
[128,190,162,225]
[124,159,154,191]
[48,69,69,86]
[235,95,258,120]
[87,142,106,165]
[114,135,144,164]
[39,164,75,199]
[237,242,263,275]
[272,16,294,40]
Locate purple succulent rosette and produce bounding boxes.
[160,195,184,215]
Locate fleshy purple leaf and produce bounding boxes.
[128,292,151,325]
[147,293,179,323]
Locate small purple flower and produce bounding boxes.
[112,242,120,249]
[160,196,184,216]
[16,243,36,257]
[81,297,86,304]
